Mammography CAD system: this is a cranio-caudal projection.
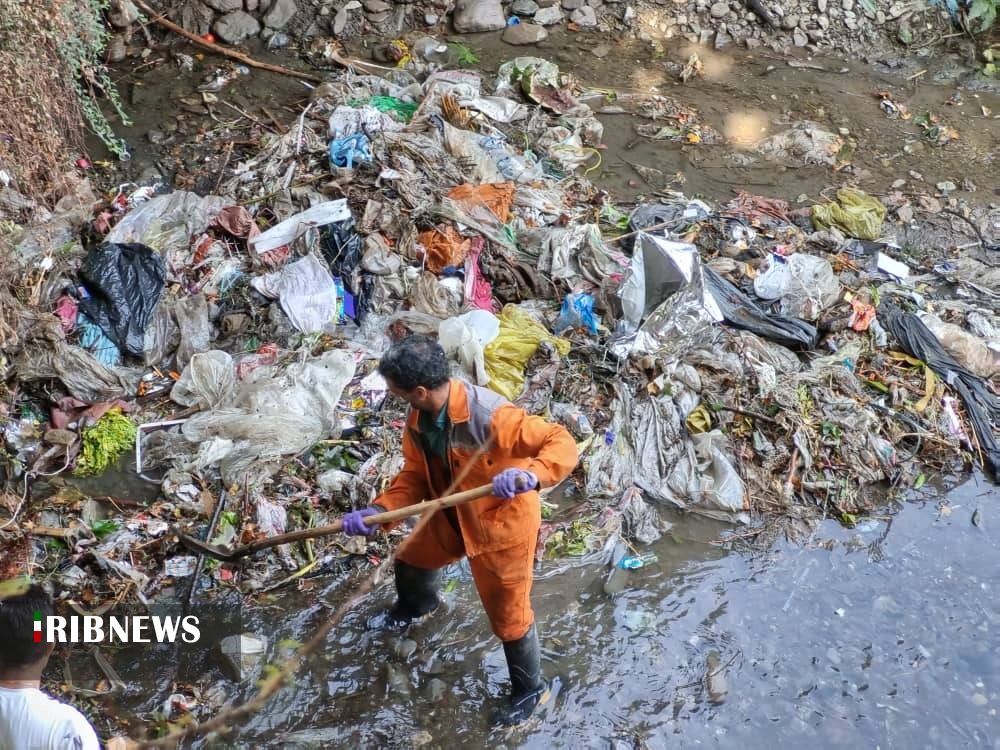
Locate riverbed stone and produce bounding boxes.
[453,0,506,31]
[562,0,585,8]
[710,1,729,17]
[214,11,262,43]
[503,21,548,43]
[571,5,597,24]
[792,27,808,45]
[363,0,390,11]
[782,13,799,28]
[511,0,540,14]
[108,0,140,27]
[534,5,563,23]
[263,0,298,29]
[205,0,242,11]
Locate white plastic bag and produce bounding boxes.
[251,253,337,333]
[438,310,500,385]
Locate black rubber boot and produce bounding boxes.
[368,561,441,632]
[492,623,549,727]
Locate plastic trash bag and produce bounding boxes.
[251,253,337,333]
[249,200,353,256]
[622,200,711,253]
[811,188,887,240]
[484,305,571,401]
[143,299,180,367]
[15,320,134,403]
[918,312,1000,379]
[556,292,599,334]
[329,133,372,168]
[174,293,212,369]
[703,267,818,349]
[328,105,405,139]
[664,430,747,520]
[78,242,167,358]
[879,302,1000,477]
[439,310,500,386]
[171,350,236,409]
[754,253,840,321]
[172,349,355,485]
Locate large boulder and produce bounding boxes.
[214,11,261,43]
[263,0,298,29]
[453,0,506,32]
[502,22,548,44]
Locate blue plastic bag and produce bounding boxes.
[329,133,372,169]
[556,292,599,334]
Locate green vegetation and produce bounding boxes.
[74,408,136,477]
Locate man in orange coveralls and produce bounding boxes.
[342,334,578,725]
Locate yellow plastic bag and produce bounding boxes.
[810,187,887,240]
[484,305,571,401]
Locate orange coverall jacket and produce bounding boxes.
[375,378,579,557]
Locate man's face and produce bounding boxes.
[385,379,435,413]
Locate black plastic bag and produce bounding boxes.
[703,268,818,349]
[319,218,362,291]
[623,202,711,254]
[79,242,166,358]
[878,302,1000,478]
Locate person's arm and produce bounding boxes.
[493,404,579,488]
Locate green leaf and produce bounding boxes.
[840,512,858,527]
[443,579,457,594]
[277,638,303,649]
[913,473,926,490]
[91,520,120,539]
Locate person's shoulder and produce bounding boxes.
[46,696,101,750]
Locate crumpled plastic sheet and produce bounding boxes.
[446,182,515,228]
[250,200,353,256]
[105,191,228,275]
[438,309,500,386]
[361,234,402,276]
[755,122,843,167]
[78,242,166,358]
[621,200,712,254]
[329,133,373,168]
[662,430,747,520]
[417,225,471,274]
[464,239,494,311]
[328,105,406,139]
[407,271,463,319]
[591,486,664,545]
[811,188,887,241]
[251,253,338,333]
[483,305,571,401]
[173,293,212,369]
[15,319,135,403]
[612,235,722,358]
[879,302,1000,477]
[169,349,356,485]
[76,313,121,367]
[754,253,841,322]
[703,267,818,349]
[171,350,236,409]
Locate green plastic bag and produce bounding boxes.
[811,187,887,240]
[484,305,571,401]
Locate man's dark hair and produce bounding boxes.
[378,334,450,391]
[0,583,53,668]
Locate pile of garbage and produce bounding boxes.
[2,51,999,612]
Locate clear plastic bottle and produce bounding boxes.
[617,552,658,570]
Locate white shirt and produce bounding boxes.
[0,687,100,750]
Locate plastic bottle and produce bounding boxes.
[618,552,658,570]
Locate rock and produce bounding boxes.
[842,0,853,9]
[792,27,808,45]
[817,0,827,10]
[263,0,297,29]
[715,30,732,48]
[453,0,506,31]
[425,12,439,23]
[818,15,829,29]
[537,0,558,6]
[512,0,540,14]
[363,0,390,10]
[936,181,957,193]
[570,5,597,24]
[106,34,128,62]
[108,0,140,27]
[908,169,923,181]
[896,204,914,223]
[394,638,418,659]
[206,0,242,10]
[333,7,349,33]
[710,1,728,17]
[808,29,824,42]
[562,0,584,8]
[366,10,392,23]
[44,429,76,446]
[534,5,563,23]
[745,36,760,48]
[214,10,261,43]
[246,0,259,10]
[219,633,267,682]
[502,21,548,43]
[592,42,611,57]
[781,13,799,28]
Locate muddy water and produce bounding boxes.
[90,35,1000,747]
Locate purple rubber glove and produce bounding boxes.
[343,508,380,536]
[492,469,538,500]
